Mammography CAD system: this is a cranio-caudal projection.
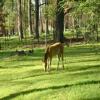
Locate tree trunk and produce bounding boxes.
[23,0,26,37]
[35,0,39,41]
[17,0,24,40]
[40,7,44,33]
[45,15,49,34]
[55,0,64,43]
[45,0,49,35]
[28,0,32,36]
[12,0,15,35]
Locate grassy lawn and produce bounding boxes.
[0,40,100,100]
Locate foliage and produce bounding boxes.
[62,0,100,40]
[0,0,4,7]
[3,0,17,31]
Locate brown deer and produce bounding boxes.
[43,42,64,72]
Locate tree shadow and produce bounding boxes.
[66,58,100,64]
[0,66,4,69]
[81,97,100,100]
[0,49,44,63]
[66,64,100,72]
[1,80,100,100]
[64,45,100,57]
[0,50,15,59]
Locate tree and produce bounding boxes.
[45,0,49,35]
[35,0,39,41]
[17,0,24,40]
[0,0,5,36]
[2,0,15,36]
[28,0,32,35]
[55,0,64,43]
[71,0,100,41]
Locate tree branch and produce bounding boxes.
[39,3,46,7]
[64,7,73,16]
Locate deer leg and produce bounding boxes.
[47,57,51,72]
[49,57,52,71]
[47,58,50,72]
[57,55,60,70]
[45,65,47,72]
[61,54,64,69]
[44,60,47,72]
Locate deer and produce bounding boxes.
[43,42,64,72]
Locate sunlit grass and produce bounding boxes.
[0,42,100,100]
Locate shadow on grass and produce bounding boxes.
[0,64,35,69]
[4,64,100,81]
[66,58,100,65]
[1,45,99,60]
[0,51,40,58]
[66,64,100,72]
[64,45,100,57]
[0,50,16,59]
[81,97,100,100]
[0,80,100,100]
[0,66,4,69]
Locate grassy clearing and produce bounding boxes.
[0,42,100,100]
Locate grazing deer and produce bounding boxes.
[43,42,64,72]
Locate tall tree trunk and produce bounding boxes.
[17,0,23,40]
[35,0,39,41]
[45,0,49,35]
[96,16,99,42]
[28,0,32,36]
[40,8,44,33]
[22,0,25,37]
[12,0,15,35]
[45,13,49,35]
[55,0,64,43]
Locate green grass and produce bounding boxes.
[0,42,100,100]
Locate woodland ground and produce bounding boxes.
[0,36,100,100]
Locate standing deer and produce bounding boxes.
[43,42,64,71]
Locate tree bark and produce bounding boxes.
[55,0,64,43]
[28,0,32,36]
[35,0,39,41]
[17,0,24,40]
[45,0,49,35]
